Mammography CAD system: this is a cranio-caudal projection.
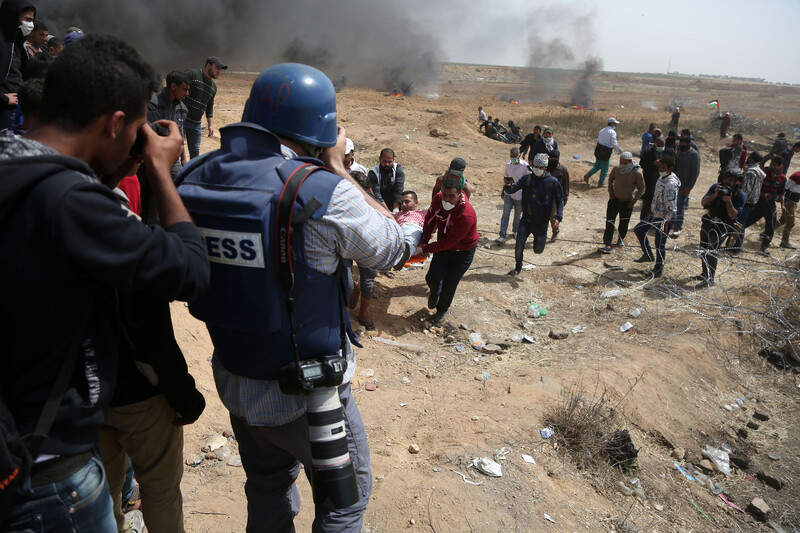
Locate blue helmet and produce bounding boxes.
[242,63,337,148]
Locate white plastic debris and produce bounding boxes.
[472,457,503,477]
[495,447,511,460]
[571,325,586,334]
[522,264,536,270]
[630,308,642,318]
[601,289,621,299]
[543,513,556,523]
[522,454,536,464]
[451,470,483,485]
[620,321,634,332]
[702,445,732,476]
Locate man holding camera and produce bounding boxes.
[0,35,210,531]
[177,63,406,532]
[694,169,746,288]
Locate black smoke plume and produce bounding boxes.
[569,58,602,107]
[34,0,441,95]
[522,4,601,103]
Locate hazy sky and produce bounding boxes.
[419,0,800,85]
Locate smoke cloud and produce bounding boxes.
[522,3,602,104]
[34,0,441,94]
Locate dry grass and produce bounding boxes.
[541,377,639,473]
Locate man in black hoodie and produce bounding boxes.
[0,0,35,129]
[0,35,209,531]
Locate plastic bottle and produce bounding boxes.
[527,301,548,318]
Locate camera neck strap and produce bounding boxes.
[275,162,348,367]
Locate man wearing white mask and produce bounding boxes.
[584,117,622,187]
[497,146,526,244]
[505,153,565,275]
[413,158,478,325]
[0,0,36,129]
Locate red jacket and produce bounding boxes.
[420,191,478,254]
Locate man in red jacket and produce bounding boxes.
[413,158,479,325]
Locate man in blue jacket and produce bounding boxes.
[505,153,564,275]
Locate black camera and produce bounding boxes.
[717,185,732,197]
[130,121,170,157]
[278,355,359,508]
[278,355,347,394]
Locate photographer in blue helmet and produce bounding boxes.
[176,63,407,532]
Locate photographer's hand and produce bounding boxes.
[142,120,192,227]
[323,125,394,219]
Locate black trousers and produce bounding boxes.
[699,217,729,280]
[603,198,634,245]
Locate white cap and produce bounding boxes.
[620,151,633,160]
[608,117,620,124]
[345,138,354,154]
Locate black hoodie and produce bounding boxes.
[0,138,209,456]
[0,0,35,106]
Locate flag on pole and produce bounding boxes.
[708,100,719,110]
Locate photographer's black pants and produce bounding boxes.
[699,217,728,281]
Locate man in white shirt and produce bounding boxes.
[584,117,622,187]
[497,146,527,243]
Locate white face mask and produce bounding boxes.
[532,168,545,177]
[619,163,633,173]
[544,136,554,145]
[19,21,34,37]
[441,200,456,211]
[510,157,519,164]
[659,171,669,178]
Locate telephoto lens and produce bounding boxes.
[306,387,360,508]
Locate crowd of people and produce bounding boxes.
[0,4,797,531]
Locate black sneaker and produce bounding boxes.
[508,268,521,276]
[780,241,796,250]
[643,269,662,278]
[633,254,652,263]
[695,279,714,289]
[429,311,446,326]
[427,292,439,309]
[599,246,613,254]
[690,274,705,281]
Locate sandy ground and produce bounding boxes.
[170,66,800,532]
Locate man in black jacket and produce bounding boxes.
[0,0,36,129]
[639,136,674,219]
[368,147,405,211]
[0,35,209,532]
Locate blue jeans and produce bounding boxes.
[634,215,668,274]
[514,219,549,269]
[425,247,476,314]
[0,108,15,130]
[185,120,202,159]
[499,196,522,238]
[733,203,755,251]
[2,455,116,532]
[671,190,690,231]
[229,384,371,533]
[587,159,610,185]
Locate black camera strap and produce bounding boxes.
[275,162,348,371]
